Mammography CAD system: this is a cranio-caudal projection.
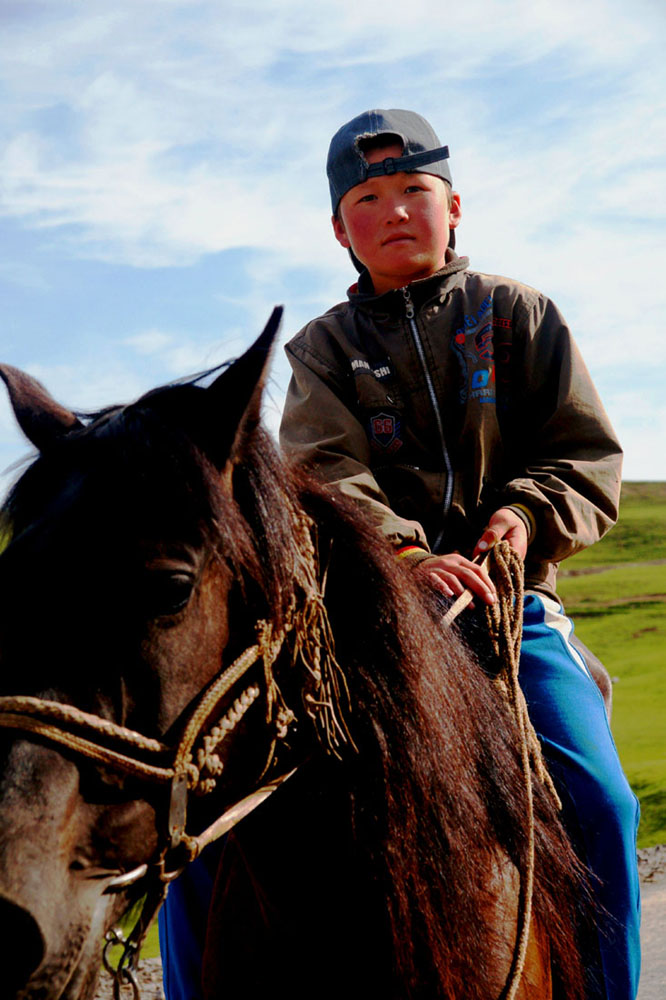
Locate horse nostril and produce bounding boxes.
[0,895,45,993]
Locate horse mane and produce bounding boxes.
[1,401,590,999]
[216,427,591,999]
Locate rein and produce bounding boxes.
[442,541,560,1000]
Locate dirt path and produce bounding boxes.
[637,844,666,1000]
[94,845,666,1000]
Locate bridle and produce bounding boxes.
[0,630,296,997]
[0,512,355,999]
[0,636,291,866]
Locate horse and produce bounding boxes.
[0,309,591,1000]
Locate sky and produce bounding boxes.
[1,0,665,496]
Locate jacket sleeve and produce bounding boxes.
[280,337,430,551]
[500,294,623,563]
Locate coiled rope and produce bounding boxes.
[442,540,560,1000]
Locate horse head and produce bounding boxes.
[0,308,304,998]
[0,305,591,1000]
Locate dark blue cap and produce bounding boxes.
[327,109,451,213]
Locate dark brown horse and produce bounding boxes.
[0,311,590,1000]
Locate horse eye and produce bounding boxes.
[141,571,195,618]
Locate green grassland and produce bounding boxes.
[144,920,160,959]
[558,482,666,848]
[564,481,666,567]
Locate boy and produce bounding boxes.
[279,108,640,999]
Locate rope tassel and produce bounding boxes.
[255,507,358,762]
[288,510,357,759]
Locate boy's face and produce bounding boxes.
[332,142,461,294]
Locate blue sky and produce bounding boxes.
[1,0,665,493]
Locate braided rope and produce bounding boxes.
[482,543,534,1000]
[0,696,168,752]
[483,543,561,810]
[0,714,175,783]
[441,541,560,1000]
[0,643,264,791]
[482,542,560,1000]
[172,643,262,782]
[194,685,262,796]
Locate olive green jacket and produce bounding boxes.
[280,253,622,599]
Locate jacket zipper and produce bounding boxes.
[401,286,452,551]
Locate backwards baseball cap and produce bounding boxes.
[327,108,452,214]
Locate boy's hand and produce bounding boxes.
[408,506,527,608]
[472,507,528,560]
[413,552,496,607]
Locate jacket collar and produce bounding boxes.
[347,249,470,314]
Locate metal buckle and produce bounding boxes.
[168,771,189,847]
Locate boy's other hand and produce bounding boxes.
[413,553,496,607]
[473,507,528,560]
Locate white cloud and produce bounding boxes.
[3,0,662,270]
[1,0,664,478]
[605,391,666,481]
[122,323,270,377]
[124,330,174,355]
[14,361,147,413]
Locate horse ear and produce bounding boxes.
[203,306,283,467]
[0,364,83,451]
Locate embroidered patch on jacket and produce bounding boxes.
[451,294,494,402]
[351,358,394,381]
[372,362,392,380]
[470,365,496,403]
[475,323,494,360]
[368,412,403,453]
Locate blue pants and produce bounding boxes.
[519,593,640,999]
[159,838,223,1000]
[159,593,641,1000]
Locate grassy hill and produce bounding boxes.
[558,482,666,848]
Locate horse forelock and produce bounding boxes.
[4,404,212,540]
[1,402,304,644]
